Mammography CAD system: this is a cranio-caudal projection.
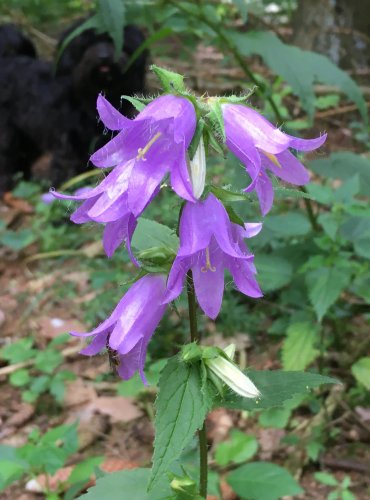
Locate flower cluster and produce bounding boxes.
[53,72,326,389]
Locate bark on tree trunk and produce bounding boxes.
[292,0,370,71]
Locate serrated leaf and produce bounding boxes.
[351,357,370,390]
[79,468,173,499]
[255,254,293,292]
[132,218,179,253]
[149,358,207,491]
[215,431,258,466]
[258,407,291,429]
[97,0,125,60]
[305,266,352,320]
[314,472,338,486]
[264,213,311,237]
[221,370,337,411]
[227,31,367,122]
[309,152,370,196]
[227,461,303,500]
[282,322,319,371]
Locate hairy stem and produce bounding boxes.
[300,186,320,231]
[186,271,208,497]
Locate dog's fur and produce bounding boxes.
[0,24,37,58]
[0,21,147,193]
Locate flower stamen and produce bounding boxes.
[201,247,216,273]
[137,132,162,161]
[262,150,282,168]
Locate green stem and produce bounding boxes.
[171,0,283,124]
[186,271,208,498]
[299,186,319,231]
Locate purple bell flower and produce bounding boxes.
[222,104,327,215]
[70,275,167,383]
[164,193,262,319]
[91,94,197,208]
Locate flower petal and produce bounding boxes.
[170,143,196,202]
[228,258,263,298]
[250,170,274,216]
[80,332,108,356]
[287,132,327,152]
[192,249,225,319]
[163,256,190,303]
[97,94,133,130]
[263,149,310,185]
[103,214,137,261]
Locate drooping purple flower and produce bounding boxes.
[164,193,262,319]
[71,275,167,383]
[222,104,327,215]
[91,94,197,209]
[51,162,143,261]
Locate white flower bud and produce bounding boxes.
[206,345,260,399]
[189,136,206,199]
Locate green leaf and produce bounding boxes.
[255,255,293,292]
[264,213,311,237]
[314,472,338,486]
[210,186,248,203]
[117,374,143,397]
[149,358,208,491]
[1,338,36,363]
[227,31,367,122]
[150,65,186,93]
[79,468,172,499]
[227,461,303,500]
[97,0,125,60]
[309,152,370,196]
[354,236,370,259]
[10,369,30,387]
[258,407,291,429]
[282,322,320,371]
[306,266,352,320]
[351,357,370,390]
[132,218,179,253]
[221,370,338,411]
[215,431,258,467]
[0,229,36,251]
[68,457,104,484]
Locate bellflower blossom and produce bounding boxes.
[52,94,196,257]
[222,104,327,215]
[164,193,262,319]
[91,93,197,209]
[70,275,167,382]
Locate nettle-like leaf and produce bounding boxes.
[131,218,179,253]
[309,152,370,196]
[149,357,208,491]
[79,468,173,499]
[215,430,258,467]
[305,266,352,321]
[255,254,293,292]
[227,461,303,500]
[351,357,370,390]
[282,322,320,371]
[96,0,125,60]
[226,31,367,122]
[221,370,337,411]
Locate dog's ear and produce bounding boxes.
[0,24,37,58]
[55,18,97,76]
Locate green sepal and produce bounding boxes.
[188,119,205,161]
[150,65,186,93]
[120,95,147,112]
[207,98,226,141]
[209,185,248,203]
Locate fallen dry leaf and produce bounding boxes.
[62,271,90,292]
[258,428,285,460]
[207,408,234,446]
[89,396,142,424]
[64,379,97,408]
[6,402,34,428]
[38,316,86,340]
[3,192,34,214]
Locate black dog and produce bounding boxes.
[0,24,36,58]
[0,20,147,193]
